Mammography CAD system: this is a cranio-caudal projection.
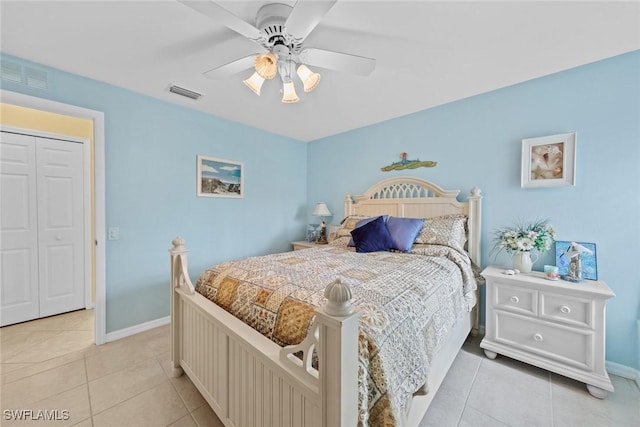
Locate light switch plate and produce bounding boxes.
[108,227,120,240]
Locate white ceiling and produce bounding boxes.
[1,1,639,141]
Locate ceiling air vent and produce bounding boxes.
[168,84,202,100]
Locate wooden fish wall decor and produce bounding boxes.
[381,152,437,172]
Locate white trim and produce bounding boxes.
[605,360,640,388]
[105,316,170,343]
[1,89,107,345]
[0,126,87,143]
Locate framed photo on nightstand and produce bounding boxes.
[306,224,319,242]
[555,240,598,280]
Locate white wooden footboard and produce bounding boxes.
[170,238,360,427]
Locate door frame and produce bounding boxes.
[1,90,106,345]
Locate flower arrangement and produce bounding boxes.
[492,219,556,255]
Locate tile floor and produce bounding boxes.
[1,310,638,426]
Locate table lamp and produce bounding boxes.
[312,202,332,244]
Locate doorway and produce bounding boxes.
[1,90,106,344]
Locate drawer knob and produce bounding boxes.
[560,305,571,314]
[533,333,544,342]
[510,296,520,303]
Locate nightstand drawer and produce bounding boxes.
[494,282,537,315]
[495,311,593,370]
[540,292,593,328]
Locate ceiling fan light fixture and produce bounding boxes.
[296,64,321,92]
[254,52,278,79]
[281,79,299,103]
[243,71,265,95]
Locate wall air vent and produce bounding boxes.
[0,60,48,90]
[24,67,48,90]
[168,84,202,100]
[1,60,23,83]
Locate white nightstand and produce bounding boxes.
[480,265,615,398]
[291,240,327,251]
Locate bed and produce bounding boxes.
[170,176,482,427]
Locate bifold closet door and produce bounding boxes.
[1,132,40,326]
[0,132,85,326]
[36,136,85,318]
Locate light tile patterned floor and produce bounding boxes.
[1,310,638,426]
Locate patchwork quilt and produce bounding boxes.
[195,239,477,426]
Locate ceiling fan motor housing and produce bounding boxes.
[256,3,302,53]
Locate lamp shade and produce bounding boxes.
[243,72,265,95]
[254,52,277,79]
[312,202,332,217]
[281,79,299,103]
[296,64,321,92]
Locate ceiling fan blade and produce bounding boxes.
[299,48,376,76]
[285,0,337,43]
[203,54,257,79]
[179,0,266,44]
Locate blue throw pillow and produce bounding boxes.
[350,216,395,253]
[386,217,425,252]
[348,214,389,246]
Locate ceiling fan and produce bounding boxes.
[179,0,376,103]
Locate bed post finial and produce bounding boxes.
[172,236,186,252]
[323,279,354,316]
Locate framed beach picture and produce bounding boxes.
[197,155,244,198]
[521,132,576,188]
[555,240,598,280]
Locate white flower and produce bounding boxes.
[517,238,534,251]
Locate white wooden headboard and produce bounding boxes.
[344,176,483,265]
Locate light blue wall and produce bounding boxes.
[308,51,640,369]
[3,50,638,370]
[1,54,308,333]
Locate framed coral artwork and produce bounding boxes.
[521,132,576,188]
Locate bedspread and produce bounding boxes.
[195,243,477,426]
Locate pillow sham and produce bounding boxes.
[386,216,425,252]
[350,215,395,253]
[335,215,373,239]
[328,236,353,249]
[347,215,390,246]
[415,214,468,253]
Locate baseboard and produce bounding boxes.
[606,360,640,388]
[105,316,170,343]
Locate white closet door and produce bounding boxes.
[36,137,85,317]
[0,132,39,326]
